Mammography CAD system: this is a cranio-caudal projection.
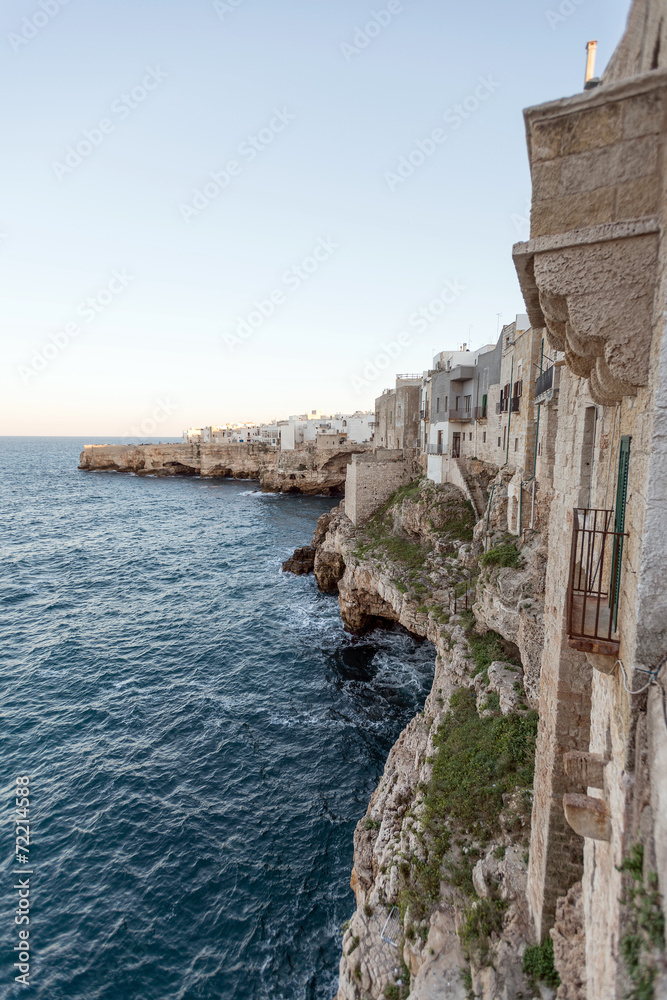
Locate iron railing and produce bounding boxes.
[449,408,473,422]
[474,405,487,419]
[448,582,473,614]
[427,444,443,455]
[535,366,554,398]
[566,508,627,654]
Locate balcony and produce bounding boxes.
[566,508,627,656]
[427,444,444,455]
[474,405,487,420]
[419,408,430,420]
[510,396,520,413]
[449,365,474,382]
[449,408,472,422]
[535,366,554,398]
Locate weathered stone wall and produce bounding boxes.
[604,0,667,83]
[344,452,410,526]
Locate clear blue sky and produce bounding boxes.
[0,0,631,435]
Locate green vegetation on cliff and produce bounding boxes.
[396,688,537,931]
[354,479,476,607]
[618,843,665,1000]
[480,538,523,569]
[522,936,560,991]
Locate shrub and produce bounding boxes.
[618,843,665,1000]
[460,894,507,965]
[480,541,522,569]
[522,936,560,990]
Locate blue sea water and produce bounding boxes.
[0,438,435,1000]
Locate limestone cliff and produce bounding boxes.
[78,442,370,496]
[285,479,557,999]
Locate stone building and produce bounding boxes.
[374,375,422,451]
[511,2,667,994]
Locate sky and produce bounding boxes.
[0,0,632,436]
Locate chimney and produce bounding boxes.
[585,40,600,89]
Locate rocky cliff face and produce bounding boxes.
[285,478,557,999]
[78,442,370,496]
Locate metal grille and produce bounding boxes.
[566,507,627,654]
[535,366,554,397]
[380,907,402,947]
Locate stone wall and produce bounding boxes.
[344,451,410,526]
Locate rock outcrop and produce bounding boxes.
[78,442,370,495]
[284,477,553,999]
[281,546,316,575]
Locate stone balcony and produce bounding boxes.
[513,69,667,404]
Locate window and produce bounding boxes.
[469,433,472,441]
[464,394,472,413]
[498,437,501,447]
[483,431,486,443]
[445,396,448,412]
[398,405,402,417]
[389,411,393,425]
[503,428,506,451]
[436,397,440,413]
[514,438,518,452]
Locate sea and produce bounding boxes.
[0,438,435,1000]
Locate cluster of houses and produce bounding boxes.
[183,312,553,481]
[372,312,559,492]
[182,410,375,450]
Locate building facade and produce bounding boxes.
[374,376,422,452]
[510,6,667,994]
